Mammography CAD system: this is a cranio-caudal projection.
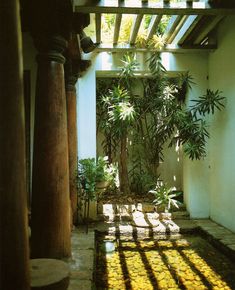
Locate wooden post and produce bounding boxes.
[31,35,71,259]
[65,59,79,226]
[0,1,30,289]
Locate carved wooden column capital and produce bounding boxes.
[34,35,67,63]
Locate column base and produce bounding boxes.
[30,259,70,290]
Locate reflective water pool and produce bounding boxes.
[95,233,235,290]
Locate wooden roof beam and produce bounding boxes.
[167,15,188,44]
[74,0,235,15]
[146,15,162,41]
[194,15,224,44]
[96,43,217,53]
[163,15,183,43]
[95,13,102,44]
[113,14,122,44]
[177,15,202,45]
[129,14,143,45]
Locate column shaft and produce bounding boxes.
[66,86,78,225]
[0,1,30,289]
[31,37,71,258]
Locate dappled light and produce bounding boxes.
[96,234,235,289]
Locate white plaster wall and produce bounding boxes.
[173,54,210,218]
[208,16,235,231]
[77,65,97,159]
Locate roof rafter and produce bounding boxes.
[167,15,188,44]
[75,0,235,52]
[193,15,224,44]
[74,0,235,15]
[95,13,102,43]
[163,15,184,43]
[96,43,216,53]
[147,15,162,40]
[129,14,144,45]
[177,15,202,45]
[113,14,122,44]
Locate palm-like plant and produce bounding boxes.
[149,183,182,213]
[98,59,138,194]
[97,52,226,195]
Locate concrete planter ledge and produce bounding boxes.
[30,258,70,290]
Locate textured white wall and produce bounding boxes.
[174,54,209,218]
[77,65,97,159]
[208,16,235,231]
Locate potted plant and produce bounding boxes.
[149,182,182,220]
[77,157,117,230]
[78,156,117,197]
[95,156,117,193]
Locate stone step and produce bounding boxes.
[97,209,190,223]
[97,202,187,215]
[172,210,190,220]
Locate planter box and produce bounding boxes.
[96,180,110,193]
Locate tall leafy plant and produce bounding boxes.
[97,55,138,194]
[97,52,225,195]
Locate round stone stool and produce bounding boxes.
[30,258,70,290]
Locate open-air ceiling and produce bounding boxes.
[74,0,235,52]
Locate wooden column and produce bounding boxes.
[31,36,71,259]
[0,1,30,290]
[65,59,79,226]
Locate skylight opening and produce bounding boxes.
[101,14,116,43]
[119,14,134,44]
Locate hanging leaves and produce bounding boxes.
[191,89,225,116]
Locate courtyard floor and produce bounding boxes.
[67,203,235,290]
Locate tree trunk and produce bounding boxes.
[119,133,130,194]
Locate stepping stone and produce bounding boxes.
[30,258,70,290]
[131,211,161,228]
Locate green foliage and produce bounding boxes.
[148,52,166,77]
[149,183,182,212]
[78,158,97,200]
[96,52,226,195]
[191,89,225,116]
[78,157,117,200]
[103,85,136,130]
[120,53,139,79]
[157,15,170,35]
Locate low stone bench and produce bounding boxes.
[30,258,70,290]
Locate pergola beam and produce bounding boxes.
[113,14,122,44]
[95,13,102,43]
[193,15,224,44]
[147,15,162,41]
[74,0,235,15]
[163,15,184,43]
[96,43,216,53]
[177,15,202,45]
[129,14,143,45]
[167,15,188,44]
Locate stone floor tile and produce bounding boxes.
[67,279,92,290]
